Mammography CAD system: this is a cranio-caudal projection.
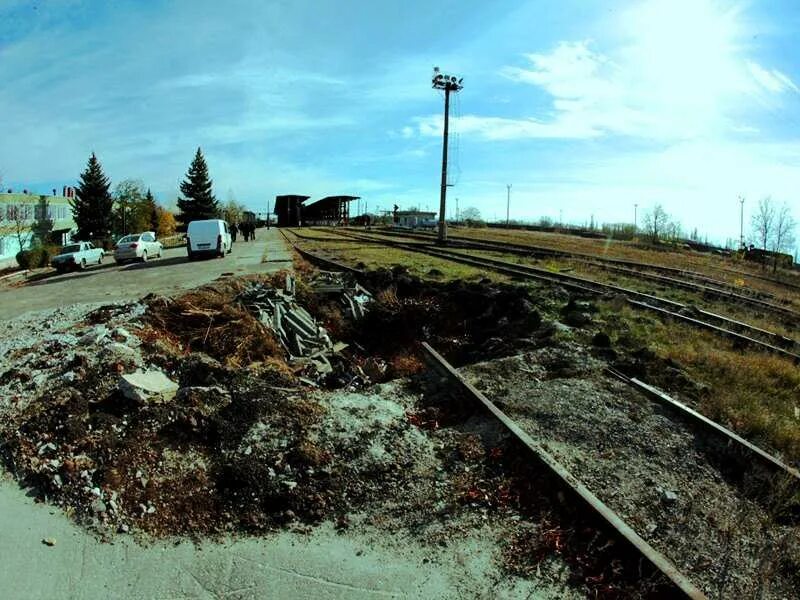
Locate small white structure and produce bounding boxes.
[395,210,437,229]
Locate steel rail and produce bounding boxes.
[422,342,706,599]
[354,227,798,302]
[606,368,800,484]
[326,230,800,361]
[350,228,799,312]
[279,229,364,275]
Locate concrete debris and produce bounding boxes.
[41,538,57,547]
[309,271,373,320]
[238,273,372,380]
[118,370,179,403]
[661,490,678,504]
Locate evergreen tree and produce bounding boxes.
[72,153,114,240]
[145,188,159,232]
[177,148,218,226]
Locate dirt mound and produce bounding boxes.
[144,277,284,367]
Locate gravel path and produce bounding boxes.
[461,345,800,599]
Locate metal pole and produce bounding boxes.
[634,203,638,231]
[437,87,450,245]
[456,197,459,223]
[506,184,511,227]
[739,196,744,249]
[267,198,271,229]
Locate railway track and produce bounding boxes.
[423,343,706,598]
[307,228,800,361]
[423,343,706,596]
[355,227,800,294]
[284,235,800,481]
[342,227,800,319]
[284,235,800,596]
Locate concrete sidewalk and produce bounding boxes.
[0,473,545,599]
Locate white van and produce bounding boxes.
[186,219,232,259]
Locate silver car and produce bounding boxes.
[114,232,163,264]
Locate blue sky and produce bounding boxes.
[1,0,799,248]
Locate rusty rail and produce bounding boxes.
[606,367,800,484]
[422,342,706,599]
[328,229,800,362]
[279,229,364,275]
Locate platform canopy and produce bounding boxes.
[302,195,359,224]
[274,194,309,227]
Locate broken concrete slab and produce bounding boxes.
[118,370,179,403]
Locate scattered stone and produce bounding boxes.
[118,370,179,403]
[563,311,592,327]
[78,326,108,346]
[176,386,232,417]
[112,327,135,343]
[41,538,56,547]
[91,499,108,514]
[662,490,678,505]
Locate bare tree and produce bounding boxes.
[771,203,797,271]
[642,204,671,243]
[750,196,775,252]
[2,202,34,254]
[460,207,482,224]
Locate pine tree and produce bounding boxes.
[72,153,114,241]
[177,148,218,226]
[145,188,159,232]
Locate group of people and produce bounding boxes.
[230,221,256,242]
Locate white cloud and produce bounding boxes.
[747,62,800,94]
[411,1,798,142]
[412,113,601,140]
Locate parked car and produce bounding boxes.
[186,219,232,259]
[51,241,104,273]
[114,232,163,264]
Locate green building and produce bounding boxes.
[0,189,76,265]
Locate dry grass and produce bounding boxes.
[317,244,509,282]
[449,248,800,343]
[447,227,800,304]
[599,303,800,463]
[145,278,284,368]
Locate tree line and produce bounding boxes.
[70,147,235,244]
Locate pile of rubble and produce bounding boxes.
[237,272,371,384]
[0,269,557,541]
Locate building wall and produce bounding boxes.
[397,212,436,228]
[0,193,76,263]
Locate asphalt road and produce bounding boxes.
[0,228,292,320]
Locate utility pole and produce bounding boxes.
[739,196,745,249]
[432,67,463,245]
[266,197,271,229]
[506,184,512,228]
[455,197,459,223]
[634,203,638,231]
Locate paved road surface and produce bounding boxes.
[0,228,292,321]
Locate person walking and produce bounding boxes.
[242,223,250,242]
[230,222,238,243]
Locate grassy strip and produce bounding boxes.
[450,227,800,303]
[599,303,800,463]
[447,249,800,343]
